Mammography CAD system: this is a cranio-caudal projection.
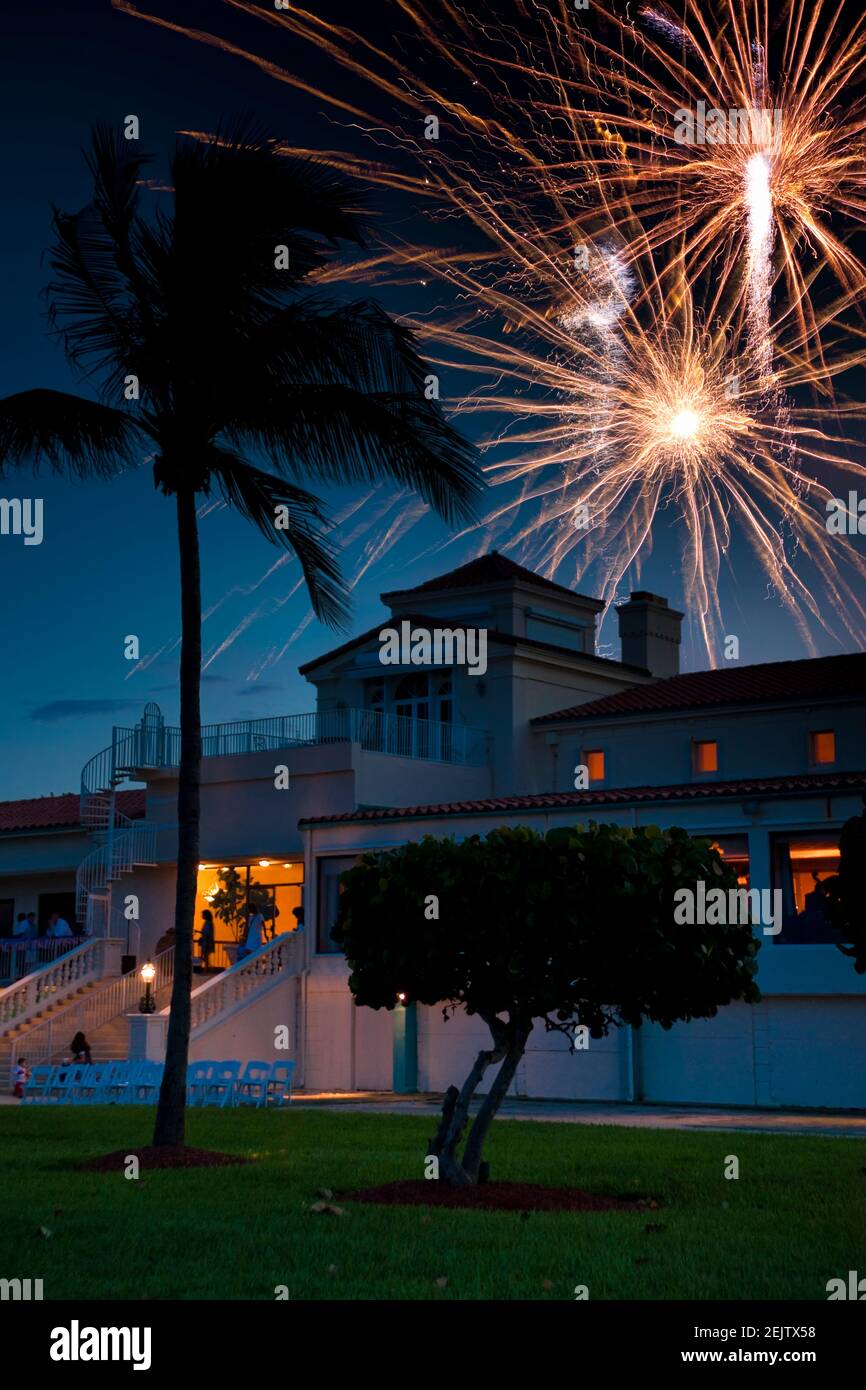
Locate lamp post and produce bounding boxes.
[139,960,156,1014]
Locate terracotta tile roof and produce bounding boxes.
[300,769,866,827]
[533,650,866,723]
[0,789,146,833]
[381,551,603,607]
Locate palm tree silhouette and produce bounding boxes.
[0,123,481,1146]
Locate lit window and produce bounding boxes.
[694,740,718,774]
[585,750,605,783]
[810,730,836,765]
[772,834,840,944]
[708,836,749,886]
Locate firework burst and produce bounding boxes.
[115,0,866,664]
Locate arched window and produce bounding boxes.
[394,673,430,723]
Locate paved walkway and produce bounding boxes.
[292,1092,866,1138]
[2,1089,863,1136]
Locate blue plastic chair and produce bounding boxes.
[20,1064,53,1104]
[205,1060,241,1108]
[265,1060,296,1108]
[187,1061,216,1106]
[235,1060,273,1108]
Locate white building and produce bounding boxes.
[2,553,865,1108]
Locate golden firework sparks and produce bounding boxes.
[114,0,866,665]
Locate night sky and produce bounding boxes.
[2,0,864,800]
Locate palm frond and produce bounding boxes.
[223,383,482,526]
[45,126,158,391]
[0,390,146,478]
[84,123,151,263]
[206,449,351,631]
[218,297,440,397]
[170,124,369,306]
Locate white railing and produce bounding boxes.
[0,938,78,987]
[110,708,490,768]
[78,711,164,932]
[0,938,123,1032]
[180,932,304,1036]
[75,821,158,922]
[7,946,175,1075]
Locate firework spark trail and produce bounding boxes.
[249,498,431,680]
[116,0,866,665]
[744,150,774,381]
[576,0,866,352]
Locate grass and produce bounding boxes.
[0,1106,862,1300]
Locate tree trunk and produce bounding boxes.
[428,1015,531,1185]
[153,487,202,1147]
[461,1019,531,1182]
[428,1042,505,1185]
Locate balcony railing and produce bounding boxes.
[112,708,489,768]
[0,938,78,988]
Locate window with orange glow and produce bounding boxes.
[708,836,749,887]
[195,861,303,970]
[809,730,836,765]
[693,740,718,774]
[585,749,605,783]
[773,834,841,944]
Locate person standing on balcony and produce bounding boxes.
[198,909,215,972]
[238,903,266,961]
[47,913,73,938]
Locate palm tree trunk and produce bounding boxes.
[153,487,202,1147]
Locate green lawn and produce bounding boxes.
[1,1106,861,1300]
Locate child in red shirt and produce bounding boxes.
[13,1058,29,1099]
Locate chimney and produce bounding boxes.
[616,591,683,677]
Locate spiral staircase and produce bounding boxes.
[75,703,166,934]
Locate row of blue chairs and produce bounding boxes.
[22,1060,162,1105]
[188,1059,295,1108]
[21,1058,296,1107]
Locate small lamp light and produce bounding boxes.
[139,960,156,1014]
[396,991,407,1005]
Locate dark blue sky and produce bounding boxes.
[1,0,863,800]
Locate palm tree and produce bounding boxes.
[0,123,481,1147]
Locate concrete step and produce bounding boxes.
[0,984,99,1041]
[2,977,187,1085]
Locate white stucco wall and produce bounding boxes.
[303,787,866,1107]
[187,974,302,1069]
[534,699,866,792]
[303,956,393,1092]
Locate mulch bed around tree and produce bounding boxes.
[343,1180,654,1213]
[78,1146,250,1171]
